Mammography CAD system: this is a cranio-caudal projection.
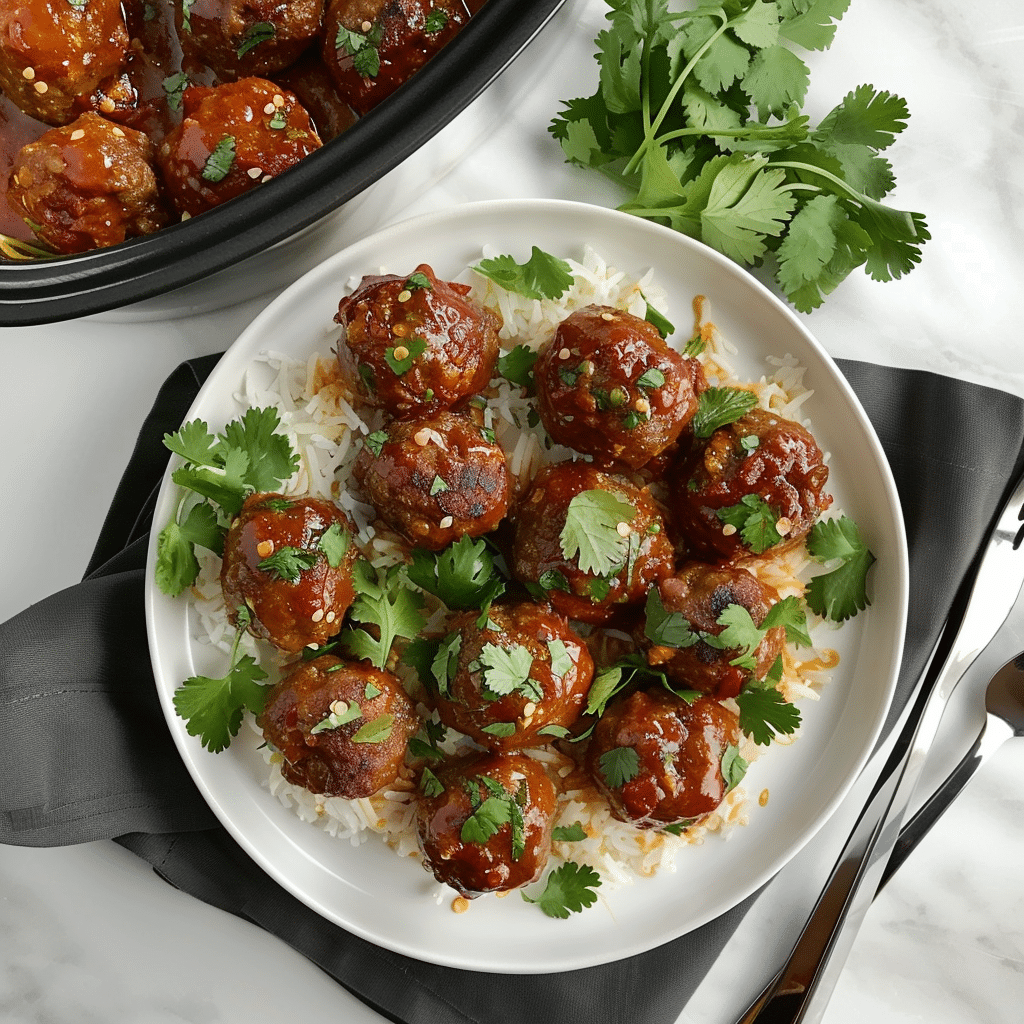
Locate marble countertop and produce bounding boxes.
[2,0,1023,1020]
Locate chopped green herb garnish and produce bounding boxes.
[406,534,506,610]
[497,344,538,394]
[636,366,666,390]
[351,713,394,744]
[384,337,428,375]
[236,20,275,58]
[363,429,388,456]
[342,560,427,669]
[597,745,640,788]
[310,699,362,734]
[201,136,236,183]
[257,546,318,582]
[716,494,782,554]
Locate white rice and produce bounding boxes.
[187,247,840,905]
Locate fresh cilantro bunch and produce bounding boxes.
[549,0,930,311]
[155,407,300,597]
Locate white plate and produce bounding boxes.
[145,198,909,973]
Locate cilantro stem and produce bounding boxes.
[622,6,730,177]
[772,160,925,239]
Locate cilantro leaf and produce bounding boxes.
[560,488,636,577]
[476,643,540,700]
[497,344,539,394]
[351,713,394,744]
[472,246,575,300]
[805,515,876,621]
[692,386,758,438]
[258,546,318,582]
[318,522,351,568]
[644,587,699,648]
[522,861,601,919]
[201,136,235,183]
[552,822,588,842]
[735,684,801,746]
[716,494,782,554]
[342,560,427,669]
[721,742,749,791]
[597,745,640,788]
[406,534,506,610]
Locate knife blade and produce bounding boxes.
[735,465,1024,1024]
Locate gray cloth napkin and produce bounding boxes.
[2,354,1023,1024]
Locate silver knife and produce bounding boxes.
[736,466,1024,1024]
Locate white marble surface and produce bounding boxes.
[2,0,1024,1020]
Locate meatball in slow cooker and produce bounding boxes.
[257,654,418,798]
[220,492,359,653]
[534,304,706,470]
[431,602,594,751]
[673,407,832,561]
[7,113,168,254]
[0,0,130,125]
[177,0,325,80]
[416,749,557,898]
[322,0,471,115]
[353,409,510,550]
[157,77,322,219]
[639,561,787,700]
[335,263,501,416]
[511,461,674,624]
[586,689,742,829]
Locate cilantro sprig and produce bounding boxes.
[172,607,269,753]
[805,514,875,621]
[342,560,428,669]
[472,246,575,300]
[406,535,506,610]
[549,0,929,311]
[155,408,300,596]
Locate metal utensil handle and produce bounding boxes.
[736,468,1024,1024]
[877,728,985,891]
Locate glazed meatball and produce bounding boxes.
[511,461,675,625]
[586,689,742,829]
[0,0,130,125]
[157,77,322,219]
[674,407,832,561]
[640,562,786,699]
[322,0,470,116]
[353,409,511,550]
[416,749,556,897]
[220,492,359,653]
[177,0,325,80]
[257,654,418,798]
[6,113,168,254]
[430,602,594,751]
[335,263,501,416]
[534,304,707,470]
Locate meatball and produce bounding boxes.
[640,562,786,699]
[335,263,501,416]
[353,409,510,550]
[430,602,594,751]
[586,689,742,829]
[673,407,832,561]
[177,0,325,80]
[415,749,556,897]
[157,77,322,219]
[220,492,359,653]
[534,304,707,470]
[322,0,470,116]
[6,113,168,254]
[511,461,675,625]
[0,0,130,125]
[257,654,418,798]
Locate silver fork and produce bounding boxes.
[735,466,1024,1024]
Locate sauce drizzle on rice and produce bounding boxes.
[188,245,841,909]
